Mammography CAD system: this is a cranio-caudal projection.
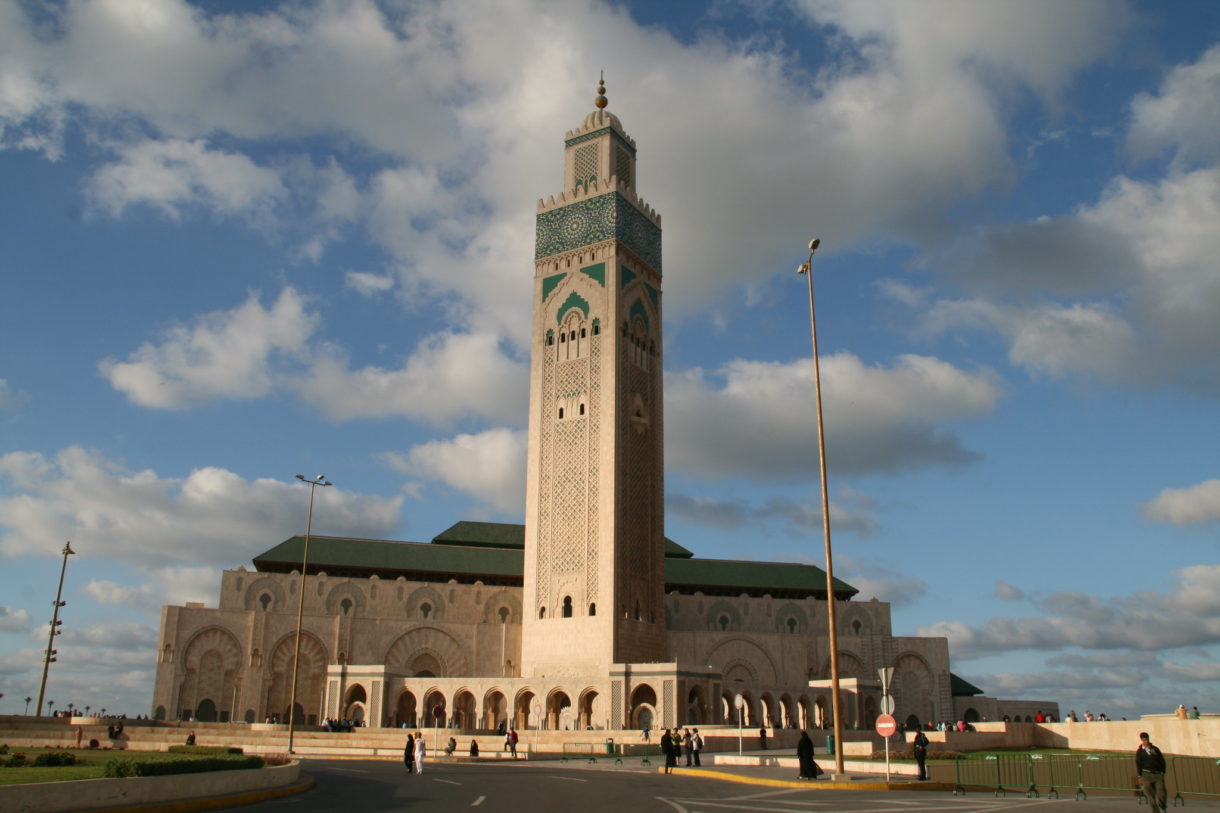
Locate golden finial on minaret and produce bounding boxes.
[595,72,608,109]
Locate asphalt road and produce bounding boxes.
[237,759,1220,813]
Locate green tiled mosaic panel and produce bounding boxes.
[564,127,637,155]
[536,192,662,273]
[541,272,567,302]
[580,262,606,287]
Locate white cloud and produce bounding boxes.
[99,287,318,408]
[0,605,31,632]
[917,564,1220,659]
[0,446,402,568]
[994,582,1025,601]
[345,271,395,297]
[297,331,527,425]
[0,378,29,411]
[666,353,1002,479]
[88,138,286,220]
[381,427,526,513]
[1129,43,1220,170]
[667,491,878,537]
[1144,479,1220,526]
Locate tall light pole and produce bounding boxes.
[287,474,331,754]
[37,541,75,716]
[797,238,845,776]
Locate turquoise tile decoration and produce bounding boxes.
[564,127,637,156]
[644,282,659,311]
[536,192,661,273]
[541,272,567,302]
[620,266,637,288]
[557,291,591,323]
[628,298,651,334]
[580,262,606,287]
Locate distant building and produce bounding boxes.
[151,83,1055,732]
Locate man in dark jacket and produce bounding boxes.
[912,729,930,780]
[1135,732,1167,813]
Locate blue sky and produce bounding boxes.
[2,0,1218,720]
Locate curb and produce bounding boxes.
[81,773,316,813]
[658,767,955,792]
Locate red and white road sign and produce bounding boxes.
[875,713,898,737]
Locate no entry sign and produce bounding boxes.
[875,713,897,737]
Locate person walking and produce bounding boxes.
[691,728,703,766]
[912,728,930,780]
[759,725,768,749]
[660,728,676,774]
[682,728,693,766]
[404,733,415,774]
[1136,732,1167,813]
[797,731,820,779]
[413,731,426,775]
[509,728,518,758]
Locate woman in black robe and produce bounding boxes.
[797,731,820,780]
[404,734,415,773]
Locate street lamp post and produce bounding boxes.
[287,474,332,754]
[36,541,75,717]
[797,238,845,776]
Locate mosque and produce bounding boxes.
[150,82,1055,734]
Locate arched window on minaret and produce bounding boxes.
[588,603,596,616]
[539,606,546,619]
[562,596,573,618]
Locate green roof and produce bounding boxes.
[432,521,695,559]
[252,525,855,600]
[950,672,984,696]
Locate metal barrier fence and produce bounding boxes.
[955,753,1220,803]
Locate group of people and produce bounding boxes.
[322,718,362,731]
[657,727,704,773]
[1174,705,1201,720]
[402,731,427,774]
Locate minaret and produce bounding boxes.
[521,79,666,677]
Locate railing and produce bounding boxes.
[955,753,1220,803]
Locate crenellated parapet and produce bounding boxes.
[537,175,661,227]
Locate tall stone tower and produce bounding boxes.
[521,80,666,678]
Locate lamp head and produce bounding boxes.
[809,237,820,252]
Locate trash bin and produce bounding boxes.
[605,738,614,755]
[825,733,835,755]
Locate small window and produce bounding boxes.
[498,606,510,624]
[718,614,730,631]
[578,403,585,415]
[580,328,587,338]
[420,602,432,619]
[560,333,567,343]
[570,331,577,340]
[558,407,565,419]
[546,335,554,346]
[852,619,862,635]
[786,617,797,634]
[259,594,271,611]
[588,603,596,616]
[562,596,573,618]
[341,598,353,616]
[539,606,546,619]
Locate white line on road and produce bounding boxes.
[471,795,486,806]
[434,778,462,785]
[549,775,589,782]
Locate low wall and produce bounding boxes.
[0,759,300,813]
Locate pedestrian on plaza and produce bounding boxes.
[797,731,821,780]
[1189,706,1200,720]
[509,728,519,758]
[404,733,415,774]
[1136,732,1167,813]
[912,728,930,780]
[641,724,650,742]
[661,728,676,773]
[682,728,693,766]
[759,725,768,749]
[691,728,703,766]
[413,731,427,774]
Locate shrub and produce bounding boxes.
[262,753,292,766]
[103,758,139,777]
[134,756,264,777]
[6,752,29,768]
[0,744,8,755]
[33,752,79,767]
[168,745,243,755]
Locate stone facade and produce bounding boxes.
[150,89,1057,735]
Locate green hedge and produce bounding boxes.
[104,755,264,777]
[167,745,244,756]
[32,752,79,767]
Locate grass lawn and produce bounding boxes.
[0,748,255,786]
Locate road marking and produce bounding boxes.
[435,778,462,785]
[550,775,589,782]
[331,768,371,773]
[471,795,486,806]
